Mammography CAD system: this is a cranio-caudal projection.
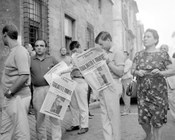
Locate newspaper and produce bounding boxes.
[73,47,114,91]
[84,61,113,91]
[73,47,105,74]
[44,61,69,85]
[40,76,77,120]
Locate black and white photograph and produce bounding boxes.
[1,0,175,140]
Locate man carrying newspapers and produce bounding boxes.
[94,31,125,140]
[30,39,61,140]
[61,32,125,139]
[60,41,89,135]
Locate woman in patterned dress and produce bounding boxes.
[131,29,175,140]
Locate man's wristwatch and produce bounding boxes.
[4,89,13,98]
[7,89,15,96]
[7,89,12,95]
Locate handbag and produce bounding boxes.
[126,78,137,97]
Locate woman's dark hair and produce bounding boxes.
[145,29,159,46]
[95,31,112,44]
[2,24,18,40]
[69,41,80,51]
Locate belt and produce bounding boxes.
[72,76,84,79]
[33,84,48,87]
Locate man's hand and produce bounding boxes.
[4,89,13,99]
[151,69,162,76]
[136,70,147,77]
[104,53,112,65]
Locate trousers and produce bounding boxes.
[121,78,132,112]
[0,92,31,140]
[99,79,122,140]
[33,86,61,140]
[70,78,89,128]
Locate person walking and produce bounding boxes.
[121,51,133,115]
[95,31,125,140]
[0,24,31,140]
[160,45,175,120]
[69,68,89,134]
[61,41,89,135]
[131,29,175,140]
[30,39,61,140]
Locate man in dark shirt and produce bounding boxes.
[31,39,61,140]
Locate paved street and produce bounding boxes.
[62,104,144,140]
[29,102,175,140]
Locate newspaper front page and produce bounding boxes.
[73,47,114,91]
[44,61,69,85]
[40,76,77,120]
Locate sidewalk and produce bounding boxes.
[29,101,100,140]
[29,102,175,140]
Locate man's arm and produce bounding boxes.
[107,51,125,77]
[123,60,132,74]
[4,74,29,98]
[5,47,30,98]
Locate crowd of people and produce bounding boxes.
[1,23,175,140]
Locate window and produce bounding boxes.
[64,15,75,53]
[86,23,94,49]
[122,1,128,27]
[98,0,102,13]
[23,0,48,47]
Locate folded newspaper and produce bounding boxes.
[72,47,114,91]
[44,61,70,85]
[40,76,77,120]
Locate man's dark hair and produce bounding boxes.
[34,39,48,47]
[95,31,112,44]
[69,41,80,51]
[2,24,18,40]
[172,52,175,58]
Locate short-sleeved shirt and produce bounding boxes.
[108,49,125,79]
[70,53,81,76]
[31,55,58,87]
[1,45,31,95]
[121,58,133,80]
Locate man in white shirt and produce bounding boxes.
[1,24,31,140]
[121,51,133,115]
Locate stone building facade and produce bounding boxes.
[113,0,144,59]
[0,0,144,82]
[0,0,114,82]
[49,0,114,58]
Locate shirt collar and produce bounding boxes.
[10,43,20,52]
[33,54,50,61]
